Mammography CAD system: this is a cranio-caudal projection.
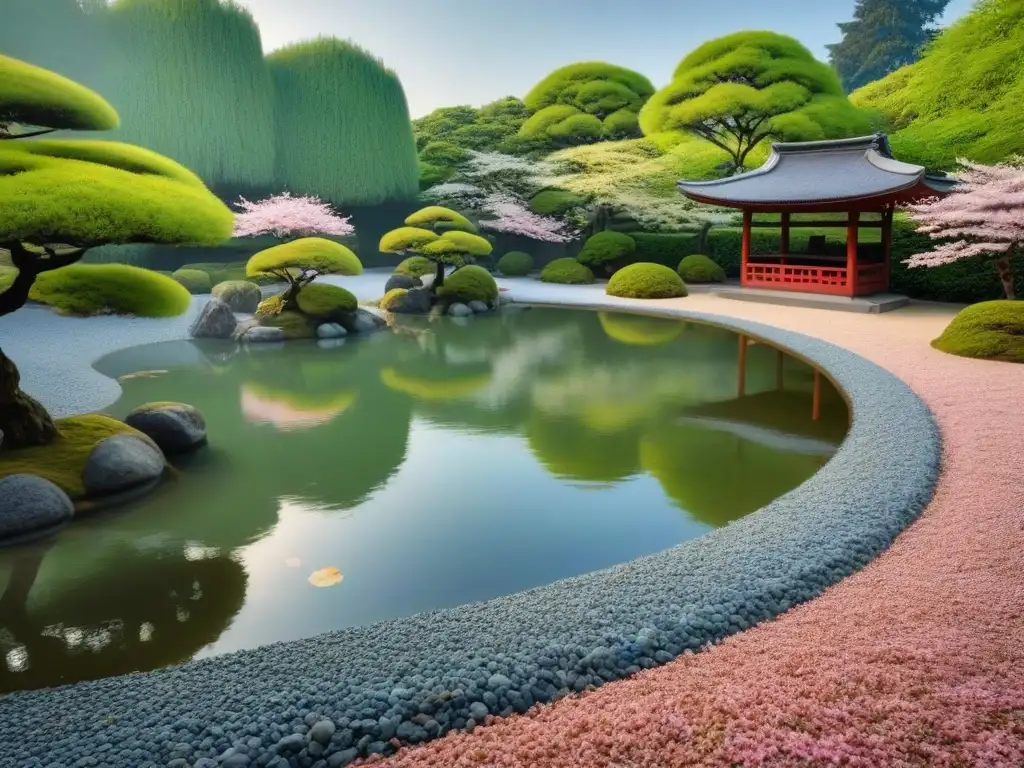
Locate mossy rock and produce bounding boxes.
[211,280,262,313]
[0,414,153,500]
[394,256,435,278]
[255,294,285,318]
[380,288,409,311]
[496,251,534,277]
[172,268,213,294]
[677,254,726,284]
[262,310,317,339]
[28,264,192,317]
[437,265,498,304]
[606,262,687,299]
[295,282,358,320]
[932,300,1024,363]
[540,258,595,285]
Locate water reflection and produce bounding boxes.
[0,307,847,691]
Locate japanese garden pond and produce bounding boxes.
[0,306,848,692]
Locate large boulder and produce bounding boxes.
[82,435,166,496]
[124,402,207,455]
[387,287,433,315]
[212,280,261,313]
[0,474,74,540]
[189,298,237,339]
[384,273,422,293]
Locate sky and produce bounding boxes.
[232,0,977,118]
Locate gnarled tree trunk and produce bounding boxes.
[994,251,1016,300]
[0,346,58,451]
[433,259,446,290]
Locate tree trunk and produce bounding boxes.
[994,252,1016,300]
[433,260,446,290]
[0,346,59,451]
[281,279,302,310]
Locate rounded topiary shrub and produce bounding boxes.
[606,262,687,299]
[677,254,726,284]
[295,282,358,319]
[29,265,193,317]
[437,265,498,304]
[577,230,636,273]
[395,256,435,278]
[496,251,534,277]
[931,300,1024,363]
[172,268,213,295]
[540,258,595,285]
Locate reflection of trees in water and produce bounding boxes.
[0,541,246,692]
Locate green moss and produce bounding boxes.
[295,282,357,319]
[577,230,637,270]
[419,160,455,190]
[0,52,118,132]
[606,262,687,299]
[255,294,285,318]
[0,414,150,499]
[0,266,15,293]
[380,288,409,311]
[437,265,498,304]
[496,251,534,276]
[28,264,192,317]
[394,256,435,278]
[540,258,595,285]
[419,141,469,166]
[262,310,316,339]
[171,268,212,294]
[931,300,1024,363]
[212,279,261,308]
[405,205,476,233]
[246,237,362,279]
[528,189,592,215]
[677,254,725,283]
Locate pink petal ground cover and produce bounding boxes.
[373,297,1024,768]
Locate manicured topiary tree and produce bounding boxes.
[245,237,362,310]
[520,62,656,147]
[496,251,534,276]
[380,207,493,289]
[640,31,873,173]
[577,230,637,275]
[0,54,234,449]
[606,262,688,299]
[540,258,595,285]
[677,253,726,283]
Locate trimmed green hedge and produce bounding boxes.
[632,232,701,269]
[677,254,725,283]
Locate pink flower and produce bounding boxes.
[476,192,577,243]
[232,192,355,239]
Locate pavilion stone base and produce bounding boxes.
[716,286,909,314]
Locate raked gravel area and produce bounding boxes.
[0,275,944,768]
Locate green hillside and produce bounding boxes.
[851,0,1024,169]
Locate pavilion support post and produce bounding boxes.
[737,334,748,398]
[776,349,785,391]
[780,212,790,265]
[812,369,822,421]
[846,210,859,297]
[882,206,894,293]
[741,210,752,286]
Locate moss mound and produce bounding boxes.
[931,300,1024,363]
[262,310,317,339]
[295,282,358,319]
[496,251,534,277]
[540,258,595,285]
[172,268,213,294]
[437,265,498,304]
[577,230,636,271]
[606,262,687,299]
[29,264,192,317]
[394,256,435,278]
[677,253,726,284]
[0,414,150,499]
[380,288,409,311]
[246,237,362,279]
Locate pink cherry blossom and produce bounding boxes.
[477,192,577,243]
[232,192,355,239]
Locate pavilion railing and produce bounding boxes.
[745,263,849,295]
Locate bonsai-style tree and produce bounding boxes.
[0,54,234,449]
[379,207,493,289]
[906,158,1023,300]
[245,237,363,309]
[639,31,873,174]
[231,192,355,241]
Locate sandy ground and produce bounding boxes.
[370,292,1024,767]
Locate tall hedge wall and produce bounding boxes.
[267,38,419,207]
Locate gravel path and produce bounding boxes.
[373,291,1024,768]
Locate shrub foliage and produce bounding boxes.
[540,258,595,284]
[606,262,688,299]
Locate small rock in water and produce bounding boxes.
[352,308,386,334]
[388,287,433,315]
[244,326,286,343]
[447,302,472,318]
[468,300,489,314]
[0,474,74,540]
[189,298,237,339]
[82,435,165,495]
[316,322,347,339]
[124,402,206,455]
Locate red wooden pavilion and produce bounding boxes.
[678,134,956,297]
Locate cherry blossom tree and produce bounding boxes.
[477,192,577,243]
[232,192,354,241]
[906,158,1023,300]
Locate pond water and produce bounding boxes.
[0,307,848,692]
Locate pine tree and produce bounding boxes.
[827,0,950,92]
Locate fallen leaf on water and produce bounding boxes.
[308,567,343,587]
[118,370,168,381]
[284,557,301,568]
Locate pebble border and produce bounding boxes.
[0,303,940,768]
